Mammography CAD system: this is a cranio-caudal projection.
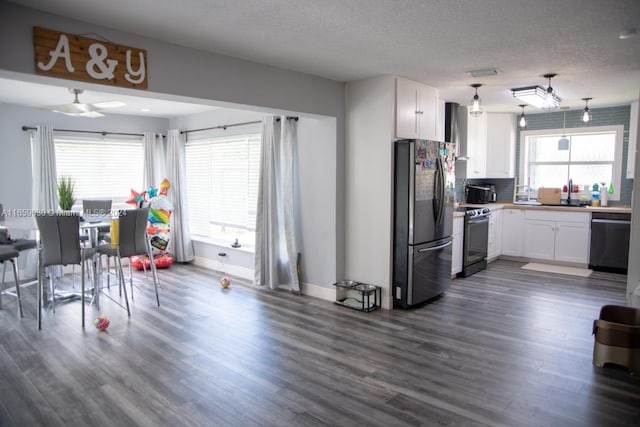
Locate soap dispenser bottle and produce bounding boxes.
[600,182,608,207]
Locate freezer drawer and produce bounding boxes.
[589,212,631,274]
[394,237,452,308]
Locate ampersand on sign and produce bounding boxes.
[86,43,118,80]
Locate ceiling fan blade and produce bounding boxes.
[48,102,100,114]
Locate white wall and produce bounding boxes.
[0,3,344,118]
[0,3,345,294]
[170,109,339,290]
[345,76,395,309]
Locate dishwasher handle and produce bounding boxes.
[591,219,631,225]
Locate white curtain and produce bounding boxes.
[143,131,166,189]
[29,125,58,211]
[29,125,59,279]
[166,129,195,262]
[254,116,300,292]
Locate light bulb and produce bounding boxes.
[582,108,591,123]
[469,96,482,117]
[519,114,527,128]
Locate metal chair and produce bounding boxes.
[0,246,22,317]
[96,208,160,307]
[0,203,38,287]
[35,213,99,329]
[81,199,112,243]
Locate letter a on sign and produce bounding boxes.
[37,34,75,73]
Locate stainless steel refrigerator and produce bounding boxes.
[393,139,455,308]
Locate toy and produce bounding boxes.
[94,315,110,331]
[159,178,170,195]
[220,276,231,288]
[130,253,174,270]
[126,189,146,207]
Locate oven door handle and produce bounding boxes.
[417,240,452,253]
[467,217,490,225]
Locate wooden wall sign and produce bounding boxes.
[34,26,148,89]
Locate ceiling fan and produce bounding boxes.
[47,88,126,118]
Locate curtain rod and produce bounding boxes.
[21,126,156,138]
[180,116,299,135]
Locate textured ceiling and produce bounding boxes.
[4,0,640,115]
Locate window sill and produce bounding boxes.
[191,235,255,254]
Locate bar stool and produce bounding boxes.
[96,208,160,307]
[36,213,97,329]
[0,246,22,317]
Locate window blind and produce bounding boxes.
[186,132,261,238]
[54,134,144,207]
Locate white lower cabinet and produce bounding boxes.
[452,216,464,275]
[487,209,502,261]
[523,210,590,264]
[523,220,556,261]
[501,209,525,256]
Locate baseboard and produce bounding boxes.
[193,256,253,281]
[300,281,335,303]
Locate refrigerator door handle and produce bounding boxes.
[435,156,445,225]
[417,240,452,253]
[433,163,441,223]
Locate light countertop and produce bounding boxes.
[459,202,632,214]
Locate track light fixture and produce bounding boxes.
[511,74,561,110]
[518,104,527,128]
[469,83,483,117]
[582,97,593,123]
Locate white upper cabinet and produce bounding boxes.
[396,77,438,141]
[485,113,516,178]
[466,113,487,178]
[436,98,445,142]
[460,112,516,179]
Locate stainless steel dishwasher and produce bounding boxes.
[589,212,631,274]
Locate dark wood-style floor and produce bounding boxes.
[1,260,639,426]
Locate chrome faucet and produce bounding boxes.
[567,178,573,205]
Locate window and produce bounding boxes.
[519,125,624,200]
[185,130,261,247]
[55,134,144,209]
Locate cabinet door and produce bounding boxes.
[523,220,555,260]
[466,113,487,178]
[554,221,590,263]
[435,98,445,142]
[417,84,438,141]
[501,209,524,256]
[485,113,516,178]
[452,217,464,275]
[396,77,418,139]
[493,209,503,257]
[487,213,497,260]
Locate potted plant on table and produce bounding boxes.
[58,176,76,211]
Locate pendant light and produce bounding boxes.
[581,97,593,123]
[469,83,483,117]
[518,104,527,128]
[542,73,559,111]
[558,107,569,150]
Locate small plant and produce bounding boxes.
[58,176,76,211]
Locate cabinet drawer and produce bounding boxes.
[525,210,590,223]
